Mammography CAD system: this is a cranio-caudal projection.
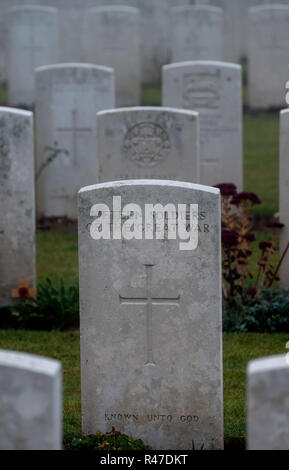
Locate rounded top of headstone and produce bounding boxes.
[249,4,289,14]
[0,106,33,118]
[79,179,220,196]
[87,5,140,15]
[97,106,199,119]
[0,350,61,376]
[248,355,289,376]
[35,63,114,75]
[163,61,241,72]
[8,5,58,14]
[281,108,289,117]
[171,5,223,14]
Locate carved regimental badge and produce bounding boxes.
[123,122,171,168]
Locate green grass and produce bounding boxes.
[0,85,7,106]
[37,231,78,285]
[244,115,279,216]
[0,84,284,449]
[223,332,288,449]
[0,329,287,448]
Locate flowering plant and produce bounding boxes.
[216,183,288,304]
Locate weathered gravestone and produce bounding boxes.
[162,61,243,190]
[139,0,190,86]
[0,350,62,450]
[35,64,115,220]
[195,0,257,63]
[170,5,224,63]
[78,179,223,450]
[247,355,289,450]
[248,5,289,110]
[85,6,141,106]
[0,0,46,85]
[7,6,59,107]
[0,107,36,307]
[97,107,200,183]
[279,109,289,289]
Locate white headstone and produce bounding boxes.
[0,107,36,306]
[85,6,141,106]
[170,5,224,63]
[0,350,62,450]
[35,63,115,220]
[78,179,223,450]
[210,0,246,63]
[279,109,289,289]
[162,60,243,190]
[140,0,190,86]
[97,107,200,183]
[7,6,59,107]
[247,355,289,450]
[248,5,289,110]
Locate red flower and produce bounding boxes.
[214,183,237,197]
[247,287,257,298]
[267,222,284,229]
[243,233,255,242]
[222,230,239,247]
[259,241,273,251]
[231,192,261,206]
[18,287,29,300]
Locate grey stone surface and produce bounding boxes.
[0,350,62,450]
[85,6,141,106]
[162,60,243,190]
[140,0,190,85]
[247,355,289,450]
[35,63,115,220]
[170,5,224,63]
[279,109,289,289]
[78,179,223,450]
[7,6,59,107]
[0,107,36,306]
[97,107,200,183]
[248,4,289,110]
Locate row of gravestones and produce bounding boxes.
[2,0,289,79]
[36,61,243,219]
[0,106,289,451]
[3,3,289,109]
[5,4,225,107]
[1,58,289,305]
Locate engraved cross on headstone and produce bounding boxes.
[57,109,92,165]
[119,265,180,366]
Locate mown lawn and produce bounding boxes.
[36,229,280,288]
[0,83,285,450]
[0,329,287,449]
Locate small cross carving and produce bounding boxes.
[11,279,37,300]
[119,265,180,366]
[57,109,92,164]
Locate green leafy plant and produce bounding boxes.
[1,278,79,331]
[66,428,151,451]
[223,287,289,333]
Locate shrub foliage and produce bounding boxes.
[0,278,79,331]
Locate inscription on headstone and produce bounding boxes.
[97,107,200,183]
[162,61,243,190]
[78,180,223,450]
